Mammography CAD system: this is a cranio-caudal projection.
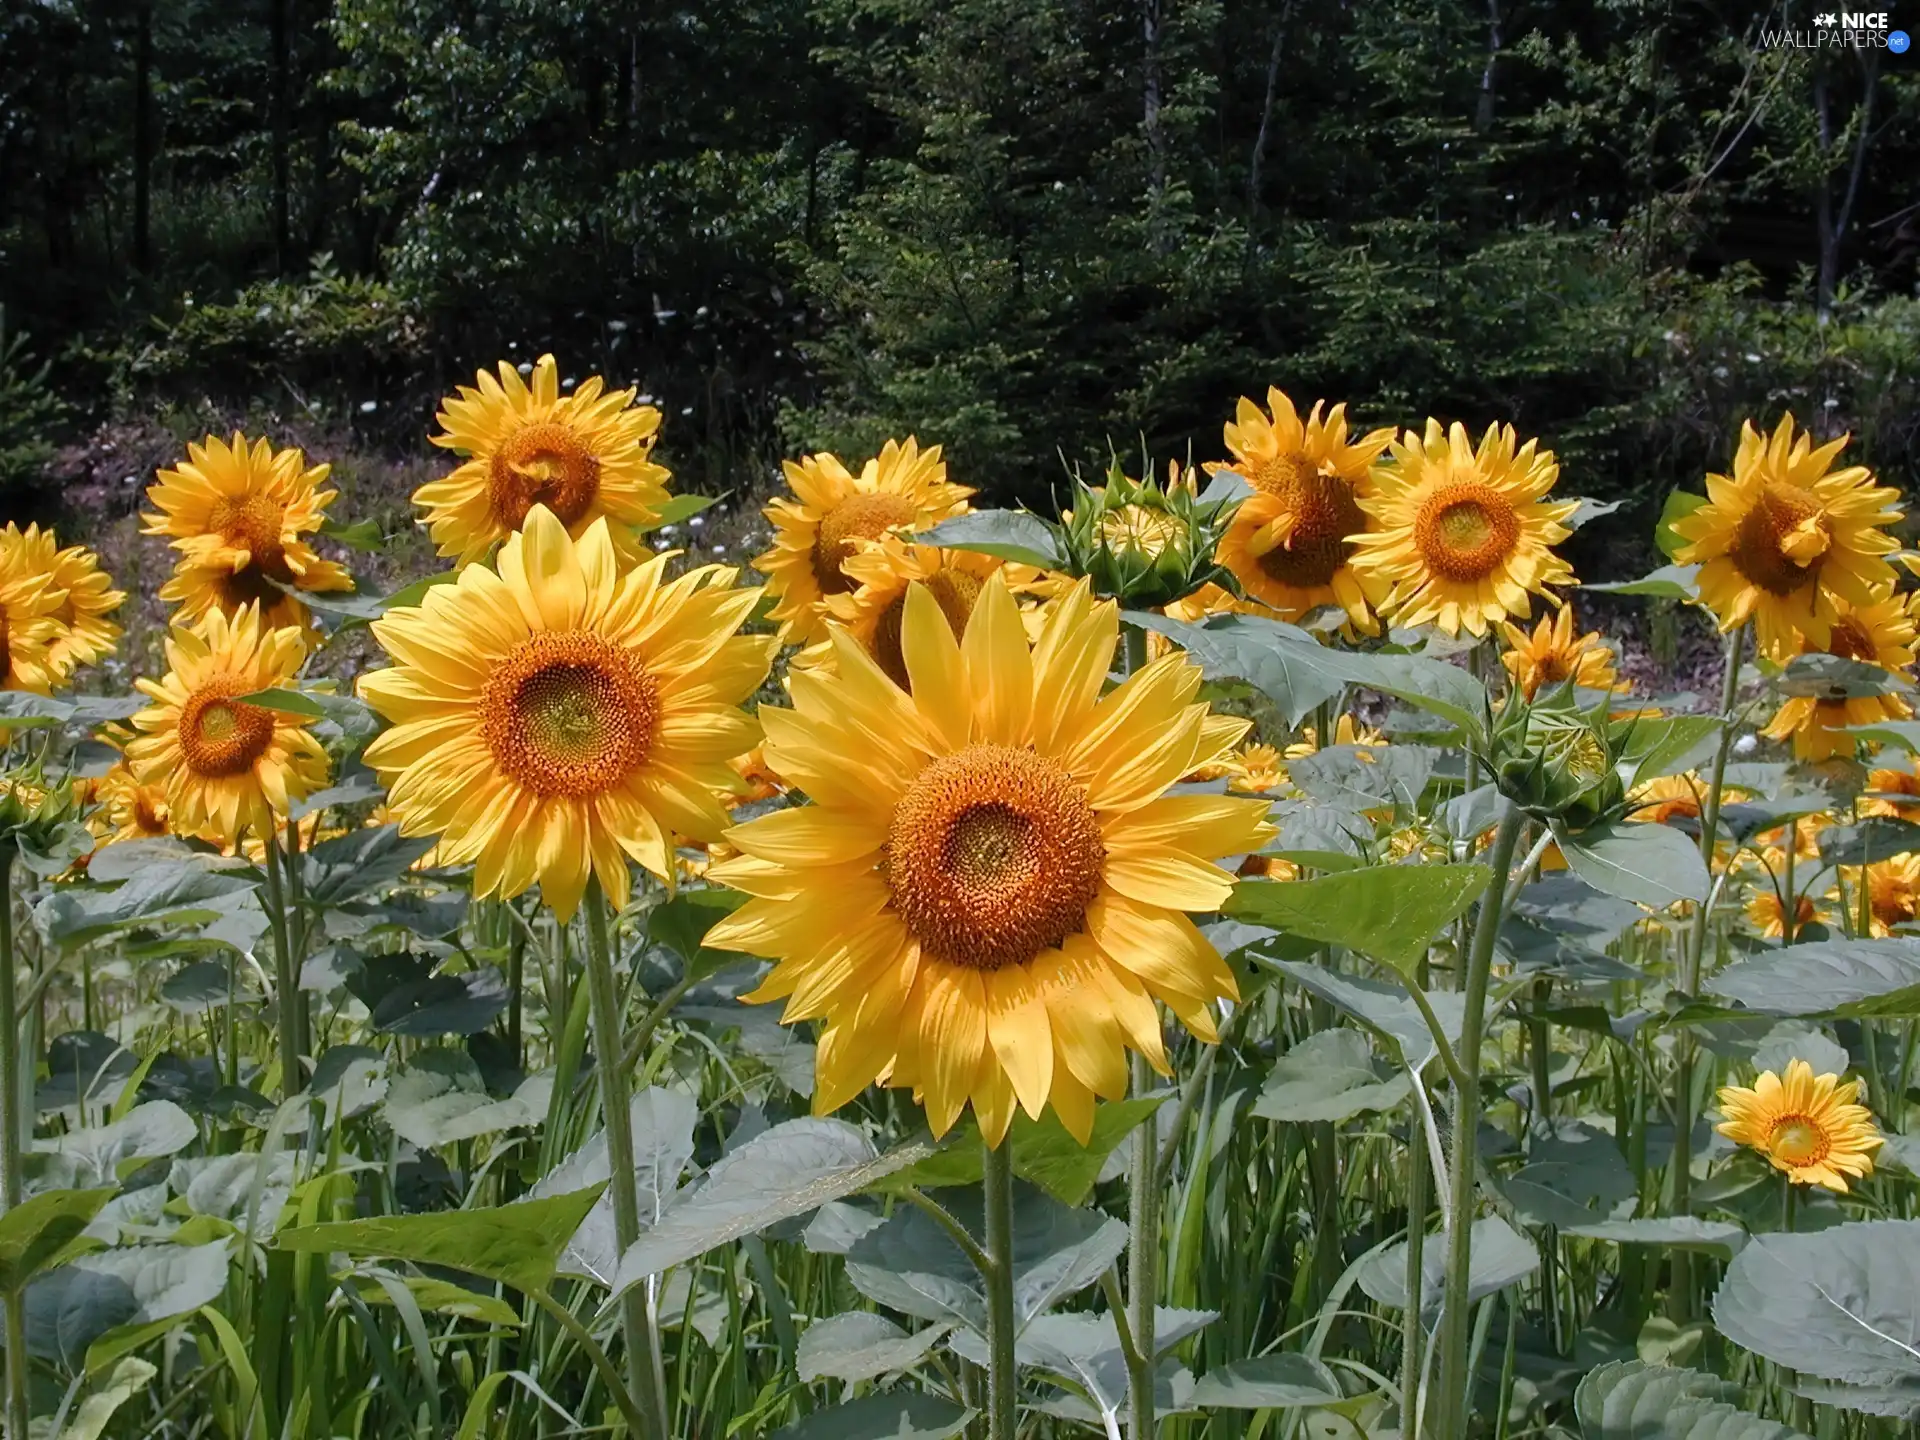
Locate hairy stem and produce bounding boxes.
[0,847,25,1439]
[982,1134,1019,1440]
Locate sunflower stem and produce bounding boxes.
[1671,622,1744,1320]
[0,845,27,1440]
[1434,805,1525,1438]
[581,880,669,1440]
[982,1134,1019,1440]
[262,823,304,1099]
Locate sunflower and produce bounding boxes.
[126,604,330,847]
[1349,420,1577,637]
[415,355,671,568]
[1629,773,1709,826]
[1761,594,1917,761]
[1228,743,1287,794]
[727,747,787,808]
[91,730,171,844]
[1670,415,1902,663]
[1715,1058,1883,1192]
[1862,766,1920,822]
[0,534,67,692]
[145,434,355,633]
[1500,606,1624,700]
[1846,854,1920,937]
[705,576,1271,1145]
[1285,713,1385,760]
[1206,391,1394,630]
[358,505,773,922]
[0,525,123,680]
[754,439,972,645]
[1744,889,1820,942]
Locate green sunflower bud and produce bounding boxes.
[1056,457,1226,609]
[1487,685,1625,829]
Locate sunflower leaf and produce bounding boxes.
[1225,863,1492,971]
[1707,937,1920,1018]
[1188,1353,1344,1409]
[1654,491,1709,559]
[1574,1359,1807,1439]
[633,492,717,535]
[768,1393,974,1440]
[920,510,1062,568]
[1555,821,1711,908]
[1584,564,1700,600]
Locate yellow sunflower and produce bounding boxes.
[0,525,123,679]
[126,604,330,847]
[1629,773,1709,826]
[1846,854,1920,937]
[1744,889,1819,942]
[1760,594,1916,761]
[1716,1058,1883,1193]
[414,355,671,568]
[0,534,67,692]
[754,439,973,645]
[1862,766,1920,822]
[145,433,355,633]
[705,576,1271,1145]
[90,729,172,844]
[1206,390,1394,630]
[1500,605,1624,700]
[1350,419,1577,637]
[358,505,773,922]
[1670,415,1902,663]
[1228,743,1287,794]
[1285,713,1385,760]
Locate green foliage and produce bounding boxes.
[0,312,68,500]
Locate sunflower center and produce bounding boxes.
[133,791,167,835]
[1767,1116,1831,1167]
[480,632,659,797]
[812,494,919,595]
[1828,617,1876,663]
[490,422,602,529]
[1250,458,1365,590]
[870,571,983,690]
[210,494,293,570]
[1730,485,1831,596]
[1414,483,1521,583]
[178,690,278,779]
[884,744,1106,970]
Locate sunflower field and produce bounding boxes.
[0,359,1913,1440]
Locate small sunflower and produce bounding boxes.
[1285,713,1385,760]
[415,355,671,568]
[358,505,774,922]
[1629,773,1709,826]
[126,604,330,847]
[754,439,972,645]
[0,525,123,680]
[705,576,1271,1145]
[1716,1058,1883,1192]
[1206,390,1394,630]
[1761,594,1916,761]
[1744,888,1820,942]
[1228,743,1287,794]
[91,731,172,845]
[1350,420,1577,637]
[1847,854,1920,936]
[1670,415,1902,663]
[146,434,355,633]
[1500,605,1624,700]
[1862,766,1920,822]
[0,535,67,692]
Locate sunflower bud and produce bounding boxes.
[1056,458,1225,609]
[1487,685,1625,830]
[0,767,87,869]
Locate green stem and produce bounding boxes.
[1672,623,1745,1320]
[581,882,668,1440]
[261,828,307,1096]
[1400,1089,1430,1439]
[0,846,26,1439]
[529,1288,655,1439]
[982,1135,1018,1440]
[1433,805,1525,1438]
[1121,620,1160,1440]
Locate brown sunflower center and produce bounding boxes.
[480,632,658,797]
[179,689,277,778]
[884,744,1106,970]
[1730,485,1831,596]
[1414,483,1521,583]
[869,571,983,690]
[1245,457,1366,591]
[490,421,602,530]
[210,494,293,569]
[1828,617,1876,663]
[812,494,919,595]
[133,790,168,836]
[1766,1115,1831,1167]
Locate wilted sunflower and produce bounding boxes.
[1350,420,1577,637]
[145,434,354,633]
[1670,415,1902,663]
[705,576,1271,1145]
[1744,888,1819,942]
[358,506,773,922]
[1716,1058,1883,1193]
[0,525,123,680]
[416,354,671,568]
[1207,391,1393,630]
[1862,766,1920,822]
[1500,606,1624,700]
[754,439,972,645]
[126,604,329,847]
[1761,594,1916,761]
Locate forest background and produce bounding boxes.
[1,0,1916,587]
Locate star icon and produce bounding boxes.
[1815,11,1837,24]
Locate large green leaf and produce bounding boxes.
[25,1241,232,1370]
[1556,821,1710,908]
[1256,960,1466,1073]
[1356,1215,1539,1319]
[36,862,265,949]
[769,1393,974,1440]
[1562,1218,1748,1259]
[1655,492,1708,559]
[1815,818,1920,867]
[1707,939,1920,1018]
[795,1313,951,1384]
[611,1121,933,1293]
[0,1188,114,1294]
[273,1185,606,1293]
[920,510,1062,568]
[947,1309,1216,1430]
[41,1102,197,1188]
[1584,564,1700,600]
[1614,715,1723,790]
[633,492,718,535]
[534,1087,699,1287]
[1225,864,1491,971]
[380,1049,552,1149]
[884,1098,1167,1207]
[1711,1220,1920,1389]
[1574,1360,1805,1439]
[1189,1354,1344,1409]
[58,1356,157,1440]
[1252,1029,1411,1123]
